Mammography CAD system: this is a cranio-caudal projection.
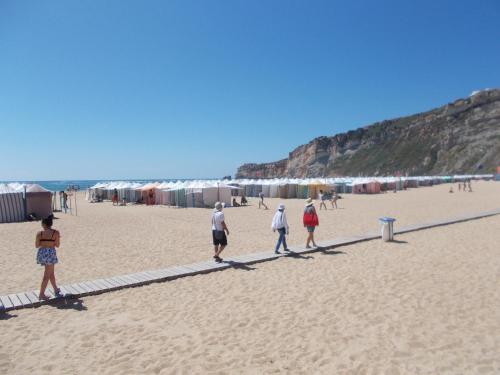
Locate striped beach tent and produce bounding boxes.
[0,184,25,223]
[0,192,24,223]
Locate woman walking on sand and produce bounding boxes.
[303,198,319,248]
[271,203,290,254]
[212,202,229,263]
[36,217,62,300]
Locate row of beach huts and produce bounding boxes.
[0,175,496,223]
[85,175,495,209]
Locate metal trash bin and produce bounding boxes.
[379,217,396,242]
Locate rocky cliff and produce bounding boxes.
[236,89,500,178]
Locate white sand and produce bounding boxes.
[1,181,500,374]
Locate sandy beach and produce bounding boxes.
[0,181,499,295]
[1,182,500,374]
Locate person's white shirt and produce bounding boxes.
[271,210,289,231]
[212,211,225,231]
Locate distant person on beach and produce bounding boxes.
[112,188,119,206]
[148,189,154,205]
[449,186,454,193]
[303,198,319,248]
[330,191,338,208]
[240,195,248,206]
[258,191,268,210]
[319,190,328,210]
[212,202,229,263]
[60,191,68,211]
[463,181,467,192]
[36,217,62,300]
[271,203,290,254]
[232,198,241,207]
[468,180,472,192]
[458,183,461,192]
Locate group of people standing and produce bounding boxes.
[458,180,473,192]
[318,189,338,210]
[450,180,473,193]
[211,196,320,262]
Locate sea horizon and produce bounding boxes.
[0,179,219,192]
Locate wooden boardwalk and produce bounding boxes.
[2,208,500,313]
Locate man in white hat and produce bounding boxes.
[212,202,229,262]
[271,203,290,254]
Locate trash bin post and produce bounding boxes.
[379,217,396,242]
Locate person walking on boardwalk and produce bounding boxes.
[36,217,62,300]
[303,198,319,248]
[258,191,269,210]
[272,203,290,254]
[212,202,229,263]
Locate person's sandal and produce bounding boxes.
[55,288,63,298]
[39,295,50,301]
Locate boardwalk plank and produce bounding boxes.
[132,272,154,282]
[168,266,195,276]
[0,296,14,309]
[102,278,121,288]
[7,294,23,309]
[76,283,93,294]
[25,291,40,304]
[142,271,164,279]
[118,275,139,285]
[84,281,104,292]
[59,286,73,296]
[69,284,86,295]
[16,293,32,306]
[154,269,179,278]
[184,262,214,272]
[124,274,145,284]
[64,285,80,295]
[92,279,111,290]
[112,276,132,286]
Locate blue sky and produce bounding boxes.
[1,0,499,180]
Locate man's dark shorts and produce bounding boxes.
[212,230,228,246]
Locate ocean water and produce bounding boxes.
[0,179,202,192]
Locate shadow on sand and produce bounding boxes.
[47,296,88,311]
[0,311,18,320]
[390,239,408,244]
[284,251,314,260]
[223,260,257,271]
[319,249,346,256]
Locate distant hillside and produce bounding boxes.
[236,89,500,178]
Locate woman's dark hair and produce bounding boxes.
[42,217,53,228]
